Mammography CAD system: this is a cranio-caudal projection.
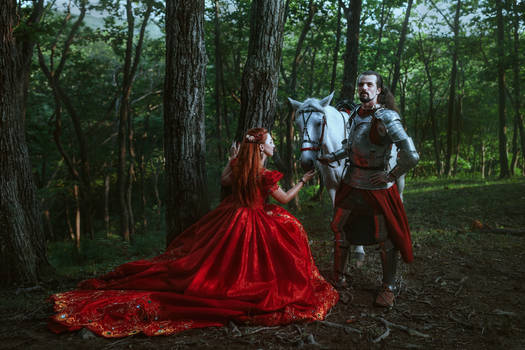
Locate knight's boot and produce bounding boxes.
[331,208,351,288]
[375,239,399,307]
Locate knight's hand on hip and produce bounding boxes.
[369,171,394,185]
[317,154,333,165]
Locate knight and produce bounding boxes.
[319,70,419,307]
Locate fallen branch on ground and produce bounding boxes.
[471,220,525,236]
[372,318,391,343]
[318,320,362,334]
[372,316,430,338]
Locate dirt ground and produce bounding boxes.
[1,179,524,349]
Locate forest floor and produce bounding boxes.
[1,176,524,349]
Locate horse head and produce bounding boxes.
[289,92,334,172]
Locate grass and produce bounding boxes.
[46,175,525,280]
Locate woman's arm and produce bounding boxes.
[270,170,316,204]
[220,161,233,186]
[220,141,240,186]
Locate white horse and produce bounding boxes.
[289,92,406,264]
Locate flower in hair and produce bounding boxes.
[246,134,256,142]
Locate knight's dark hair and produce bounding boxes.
[358,70,399,113]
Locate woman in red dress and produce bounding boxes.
[49,128,338,338]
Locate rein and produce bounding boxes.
[299,109,327,152]
[298,109,338,169]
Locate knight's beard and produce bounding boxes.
[359,94,371,103]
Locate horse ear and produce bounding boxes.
[288,97,302,110]
[320,91,335,107]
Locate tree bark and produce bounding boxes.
[444,0,461,177]
[0,0,50,285]
[236,0,287,138]
[164,0,208,245]
[496,0,510,178]
[340,0,362,101]
[214,0,225,161]
[390,0,413,95]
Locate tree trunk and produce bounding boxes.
[372,2,391,68]
[37,2,94,239]
[340,0,362,101]
[0,0,50,286]
[284,1,315,209]
[236,0,287,138]
[164,0,208,245]
[453,93,463,176]
[390,0,413,95]
[444,0,461,177]
[496,0,510,178]
[104,171,111,238]
[512,0,525,176]
[117,0,152,241]
[417,34,442,175]
[330,0,342,92]
[214,0,225,161]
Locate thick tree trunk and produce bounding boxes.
[390,0,413,95]
[444,0,461,177]
[496,0,510,178]
[0,0,50,286]
[236,0,287,138]
[340,0,362,101]
[164,0,208,245]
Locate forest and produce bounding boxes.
[1,0,524,349]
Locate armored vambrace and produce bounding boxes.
[389,137,419,179]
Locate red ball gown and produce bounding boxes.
[49,170,338,338]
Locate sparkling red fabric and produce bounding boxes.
[49,170,338,338]
[334,183,414,263]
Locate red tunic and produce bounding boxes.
[334,183,414,263]
[49,170,338,338]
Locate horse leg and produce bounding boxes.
[396,174,406,202]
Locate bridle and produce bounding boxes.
[298,109,327,153]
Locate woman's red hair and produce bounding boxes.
[232,128,268,207]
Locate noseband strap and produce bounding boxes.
[299,110,327,152]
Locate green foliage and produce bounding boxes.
[48,228,166,278]
[18,0,525,260]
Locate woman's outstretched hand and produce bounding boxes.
[229,141,240,160]
[301,170,317,183]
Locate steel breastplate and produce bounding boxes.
[344,115,394,190]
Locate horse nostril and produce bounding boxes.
[300,158,314,172]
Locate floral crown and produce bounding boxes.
[245,132,265,144]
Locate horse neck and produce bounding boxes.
[323,107,348,153]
